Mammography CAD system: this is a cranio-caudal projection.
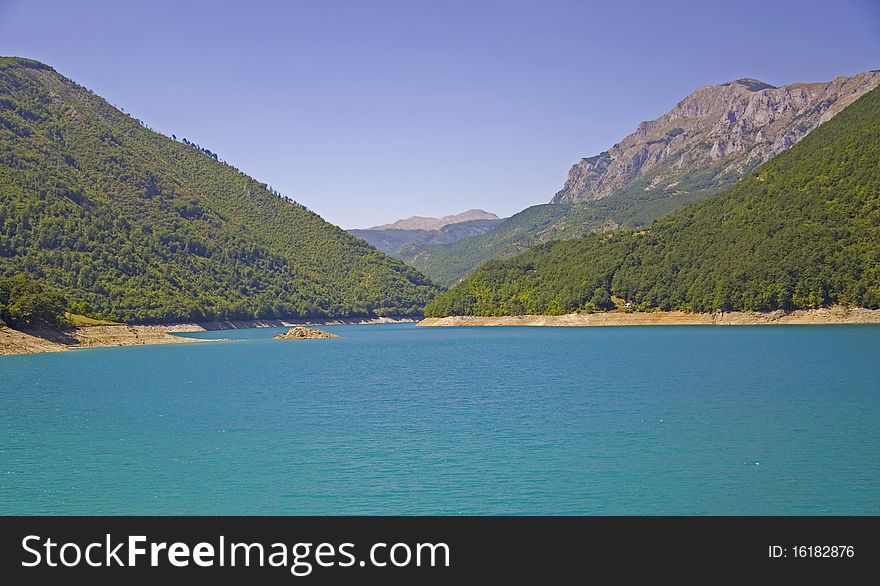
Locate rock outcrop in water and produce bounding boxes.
[273,327,339,340]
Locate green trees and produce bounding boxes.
[0,275,67,325]
[402,203,574,286]
[0,57,439,323]
[425,85,880,317]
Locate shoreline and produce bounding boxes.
[418,307,880,327]
[0,323,209,356]
[193,316,416,331]
[0,316,416,357]
[6,307,878,356]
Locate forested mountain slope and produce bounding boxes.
[425,85,880,317]
[411,72,880,287]
[0,57,439,322]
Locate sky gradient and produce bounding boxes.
[1,0,878,228]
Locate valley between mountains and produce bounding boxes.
[2,56,880,354]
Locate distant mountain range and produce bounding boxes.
[408,72,880,286]
[0,57,439,322]
[348,210,504,256]
[367,209,499,231]
[426,83,880,316]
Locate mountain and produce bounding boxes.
[396,218,505,250]
[349,218,503,257]
[368,209,499,231]
[409,72,880,286]
[0,57,439,323]
[425,84,880,317]
[349,209,503,257]
[553,74,879,203]
[398,204,572,285]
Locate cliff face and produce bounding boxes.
[553,72,880,203]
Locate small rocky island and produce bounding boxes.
[273,327,339,340]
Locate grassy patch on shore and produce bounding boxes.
[64,313,119,327]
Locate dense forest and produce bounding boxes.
[0,274,66,326]
[425,85,880,317]
[0,57,439,323]
[404,176,729,287]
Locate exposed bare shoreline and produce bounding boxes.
[5,308,878,356]
[0,316,415,357]
[196,316,415,330]
[418,307,880,327]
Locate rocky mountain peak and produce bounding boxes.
[721,78,776,91]
[553,71,880,204]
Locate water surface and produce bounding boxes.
[2,323,878,514]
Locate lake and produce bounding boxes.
[1,323,879,515]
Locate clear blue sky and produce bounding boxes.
[1,0,878,228]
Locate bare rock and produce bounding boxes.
[552,72,880,204]
[273,327,339,340]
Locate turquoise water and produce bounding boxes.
[1,323,879,515]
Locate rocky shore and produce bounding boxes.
[6,307,875,357]
[0,316,383,356]
[0,323,208,356]
[195,316,415,330]
[418,307,880,327]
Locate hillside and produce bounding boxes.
[0,57,439,322]
[553,74,879,203]
[410,72,880,286]
[424,85,880,317]
[399,204,572,285]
